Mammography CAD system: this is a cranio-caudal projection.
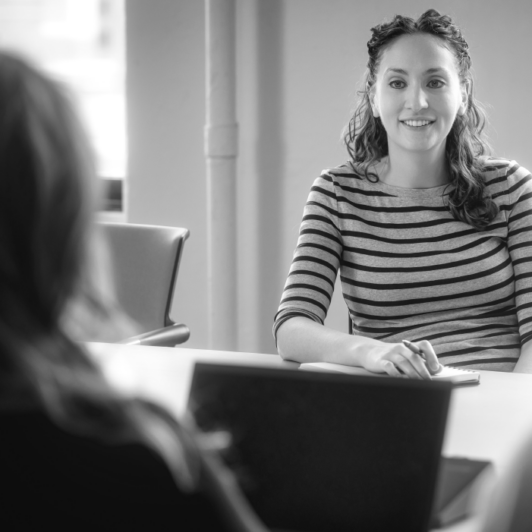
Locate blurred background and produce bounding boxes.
[3,0,531,354]
[0,0,125,179]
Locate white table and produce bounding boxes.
[89,343,532,532]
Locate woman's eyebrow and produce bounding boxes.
[425,67,449,74]
[384,68,408,75]
[384,67,449,76]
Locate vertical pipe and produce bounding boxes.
[205,0,238,350]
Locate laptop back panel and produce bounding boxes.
[188,363,452,532]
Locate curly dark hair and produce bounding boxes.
[344,9,498,230]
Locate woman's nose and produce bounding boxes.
[405,86,429,112]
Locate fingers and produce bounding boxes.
[393,350,431,380]
[416,340,442,374]
[366,340,440,380]
[379,359,403,378]
[379,353,427,380]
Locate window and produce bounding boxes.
[0,0,126,208]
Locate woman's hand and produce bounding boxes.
[276,317,442,379]
[360,339,441,380]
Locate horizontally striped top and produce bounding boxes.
[273,157,532,371]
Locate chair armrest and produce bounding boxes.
[118,323,190,347]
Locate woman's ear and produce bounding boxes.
[459,80,470,116]
[370,95,380,118]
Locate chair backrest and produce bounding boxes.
[99,222,190,333]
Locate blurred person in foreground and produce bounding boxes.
[0,51,266,532]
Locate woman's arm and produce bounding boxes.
[514,343,532,373]
[277,317,441,379]
[274,171,441,379]
[505,163,532,370]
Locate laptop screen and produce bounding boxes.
[188,362,452,532]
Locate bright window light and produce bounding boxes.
[0,0,126,179]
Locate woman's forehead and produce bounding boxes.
[378,34,459,75]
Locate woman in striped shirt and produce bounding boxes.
[274,9,532,377]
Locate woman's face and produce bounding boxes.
[372,33,467,160]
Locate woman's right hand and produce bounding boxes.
[360,339,441,380]
[276,317,442,380]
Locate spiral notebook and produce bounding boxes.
[299,362,480,384]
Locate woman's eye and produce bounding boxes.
[428,79,445,88]
[389,80,405,89]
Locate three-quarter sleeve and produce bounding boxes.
[273,172,343,341]
[506,163,532,347]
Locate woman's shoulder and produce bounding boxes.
[480,156,531,203]
[481,156,530,183]
[313,161,369,191]
[320,161,365,179]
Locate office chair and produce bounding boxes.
[99,222,191,347]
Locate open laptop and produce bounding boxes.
[188,362,487,532]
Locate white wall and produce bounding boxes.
[126,0,532,354]
[125,0,208,348]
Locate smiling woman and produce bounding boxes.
[371,34,468,188]
[274,9,532,377]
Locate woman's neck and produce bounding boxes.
[376,148,449,189]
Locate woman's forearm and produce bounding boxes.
[276,317,440,379]
[276,316,384,366]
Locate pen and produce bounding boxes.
[402,339,424,357]
[402,340,442,374]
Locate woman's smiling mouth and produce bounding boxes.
[401,119,435,127]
